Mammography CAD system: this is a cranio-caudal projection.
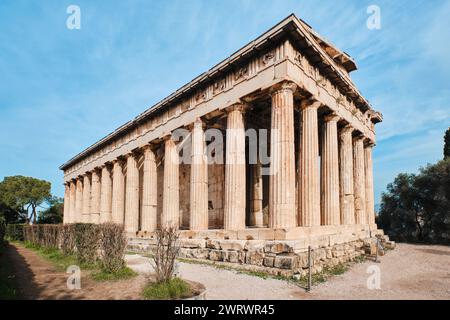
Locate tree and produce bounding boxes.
[38,196,63,224]
[378,159,450,244]
[444,127,450,159]
[0,176,51,224]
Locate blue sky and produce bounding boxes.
[0,0,449,208]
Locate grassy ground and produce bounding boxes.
[142,277,192,300]
[0,242,17,299]
[17,241,137,282]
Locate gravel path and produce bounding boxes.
[126,243,450,300]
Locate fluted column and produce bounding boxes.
[63,183,70,224]
[299,100,321,226]
[353,136,366,224]
[269,82,297,228]
[339,125,355,224]
[75,178,83,223]
[82,174,91,223]
[90,169,101,224]
[190,118,209,230]
[112,159,125,224]
[320,113,341,225]
[251,160,264,227]
[125,153,140,233]
[162,136,180,228]
[142,145,158,232]
[364,142,375,225]
[100,165,113,223]
[224,104,246,230]
[69,180,76,223]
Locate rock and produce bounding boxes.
[274,254,298,269]
[244,240,265,252]
[246,251,264,266]
[220,240,247,251]
[263,256,275,267]
[206,239,221,250]
[180,239,206,249]
[264,242,293,254]
[385,240,396,250]
[209,250,224,261]
[296,252,309,268]
[225,251,240,263]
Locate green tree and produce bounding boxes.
[444,127,450,159]
[378,159,450,244]
[38,196,63,224]
[0,176,51,224]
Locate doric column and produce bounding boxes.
[339,125,355,224]
[63,183,70,224]
[111,159,125,224]
[69,180,76,223]
[269,82,297,229]
[320,113,341,225]
[353,136,366,224]
[298,100,321,226]
[142,145,158,232]
[100,165,113,223]
[90,169,101,224]
[224,104,246,230]
[251,160,264,227]
[190,118,209,230]
[82,174,91,223]
[75,178,83,223]
[162,136,180,228]
[364,142,375,225]
[125,153,140,233]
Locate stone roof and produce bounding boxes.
[60,13,374,171]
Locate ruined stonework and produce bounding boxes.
[60,14,389,272]
[128,227,395,276]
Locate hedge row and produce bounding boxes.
[18,223,127,273]
[5,224,24,241]
[0,220,5,244]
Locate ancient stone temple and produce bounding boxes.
[60,14,388,275]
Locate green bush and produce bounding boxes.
[60,224,76,255]
[41,225,60,249]
[142,278,192,300]
[74,223,100,265]
[99,223,127,273]
[0,219,5,244]
[5,224,24,241]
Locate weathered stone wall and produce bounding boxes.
[128,229,394,277]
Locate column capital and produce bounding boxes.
[141,143,158,153]
[225,102,247,114]
[352,132,365,142]
[187,117,205,131]
[111,158,125,165]
[364,139,376,148]
[300,99,322,110]
[269,81,297,96]
[340,124,354,135]
[323,112,340,122]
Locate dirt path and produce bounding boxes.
[127,243,450,300]
[5,243,146,299]
[6,242,450,299]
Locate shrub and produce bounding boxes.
[23,225,39,245]
[142,277,191,300]
[151,226,180,283]
[74,223,100,265]
[41,225,60,249]
[99,223,127,273]
[0,219,5,244]
[6,224,24,241]
[60,224,76,255]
